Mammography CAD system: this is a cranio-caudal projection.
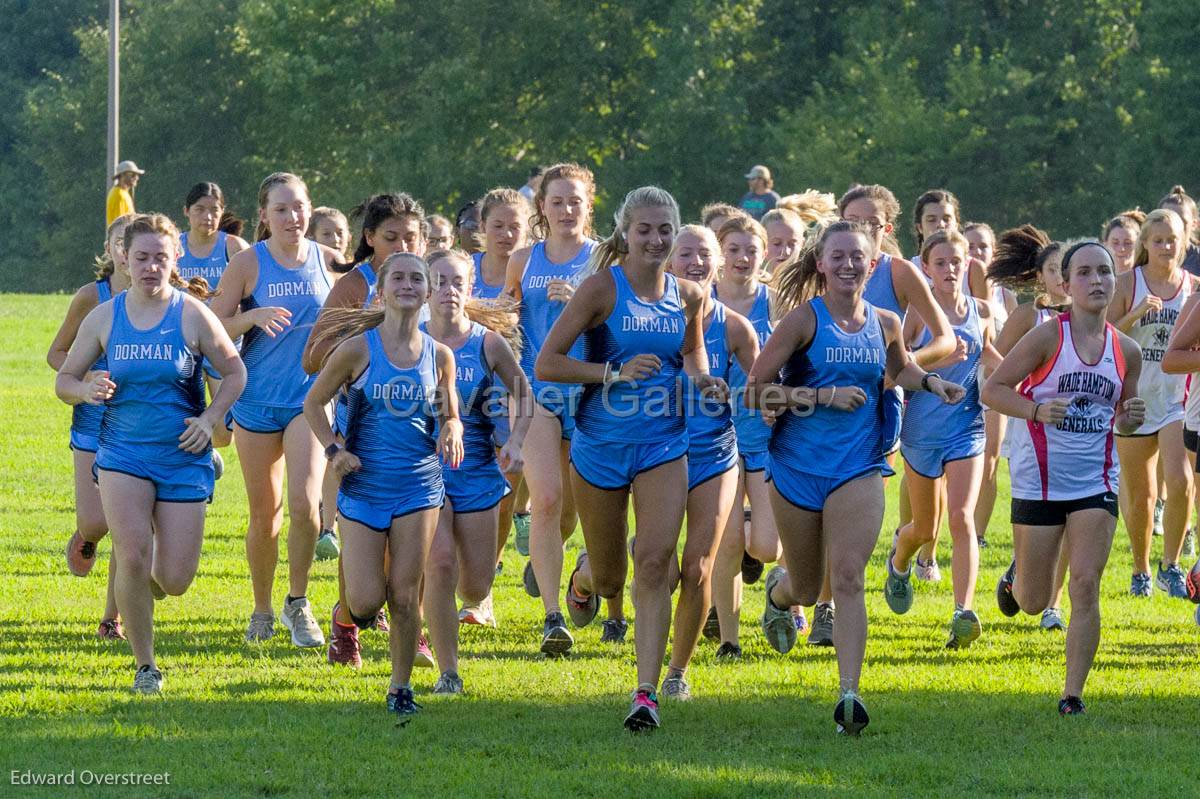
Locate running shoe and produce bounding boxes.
[793,606,808,634]
[65,531,97,577]
[540,612,573,656]
[459,592,497,627]
[96,618,125,641]
[1186,559,1200,603]
[761,566,797,654]
[282,596,325,647]
[977,535,989,549]
[149,578,166,600]
[1040,607,1066,631]
[1152,498,1164,537]
[415,634,435,668]
[565,552,600,628]
[661,671,691,701]
[387,687,421,716]
[883,549,914,614]
[946,609,982,650]
[914,556,942,583]
[374,608,390,633]
[1155,563,1189,599]
[513,512,531,556]
[133,664,162,695]
[808,603,835,646]
[714,642,742,660]
[834,690,869,735]
[1130,571,1153,598]
[600,618,628,643]
[624,688,660,732]
[1184,529,1196,558]
[212,449,225,481]
[1058,695,1086,716]
[996,560,1020,616]
[245,611,276,642]
[522,560,540,598]
[314,529,340,561]
[495,561,503,576]
[327,606,362,668]
[702,606,721,641]
[433,670,463,695]
[741,551,764,584]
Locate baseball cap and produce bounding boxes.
[113,160,145,178]
[744,165,771,180]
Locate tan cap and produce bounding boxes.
[113,160,145,178]
[744,164,771,180]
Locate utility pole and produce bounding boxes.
[106,0,119,188]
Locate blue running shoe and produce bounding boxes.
[1058,695,1085,715]
[1156,563,1189,599]
[883,549,914,615]
[1130,571,1153,598]
[387,687,421,716]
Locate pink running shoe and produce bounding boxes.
[96,618,125,641]
[415,634,435,668]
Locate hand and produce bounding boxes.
[928,376,967,405]
[330,449,362,478]
[438,420,465,469]
[497,439,525,475]
[821,385,867,412]
[1119,397,1146,427]
[617,354,662,382]
[1133,294,1163,319]
[1033,397,1071,424]
[546,279,576,304]
[178,415,214,453]
[694,374,728,403]
[81,370,116,405]
[252,306,292,337]
[931,335,969,369]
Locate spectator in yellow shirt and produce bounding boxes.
[106,160,144,226]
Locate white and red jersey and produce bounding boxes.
[1127,267,1191,433]
[1010,314,1126,502]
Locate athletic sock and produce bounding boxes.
[285,594,305,606]
[389,681,412,693]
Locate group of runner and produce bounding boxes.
[50,166,1200,734]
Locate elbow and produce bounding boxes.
[533,353,552,383]
[1160,354,1182,375]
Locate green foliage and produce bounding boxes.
[2,0,1197,291]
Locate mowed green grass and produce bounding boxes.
[1,293,1197,798]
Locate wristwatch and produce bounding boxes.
[324,442,342,460]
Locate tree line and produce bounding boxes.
[2,0,1195,292]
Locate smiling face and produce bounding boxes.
[185,195,222,238]
[841,197,890,255]
[924,241,967,297]
[817,231,873,297]
[127,232,177,296]
[541,178,589,239]
[1064,244,1116,313]
[668,229,719,288]
[261,181,311,245]
[625,206,676,270]
[367,215,424,263]
[965,227,995,266]
[720,230,765,283]
[766,218,805,269]
[430,253,472,319]
[483,203,525,260]
[380,256,430,312]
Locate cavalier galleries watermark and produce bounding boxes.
[10,770,171,788]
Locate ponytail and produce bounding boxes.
[426,249,523,352]
[583,186,679,276]
[771,220,872,314]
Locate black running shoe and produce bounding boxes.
[702,606,721,641]
[387,687,422,716]
[714,641,742,661]
[834,691,869,735]
[996,560,1020,617]
[1058,695,1085,716]
[741,551,764,584]
[600,618,628,643]
[540,611,573,656]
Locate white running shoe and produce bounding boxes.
[459,592,497,627]
[914,557,942,583]
[282,596,325,648]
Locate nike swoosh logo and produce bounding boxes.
[160,329,174,335]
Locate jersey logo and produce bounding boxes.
[1154,328,1170,347]
[1069,396,1091,413]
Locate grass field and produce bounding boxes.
[2,293,1198,798]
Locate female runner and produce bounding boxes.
[749,220,963,735]
[309,207,351,262]
[1107,209,1194,598]
[1103,212,1144,275]
[661,224,758,698]
[537,186,718,731]
[985,240,1144,715]
[56,213,246,693]
[52,214,133,639]
[211,172,341,647]
[303,252,463,715]
[884,230,999,648]
[423,250,531,693]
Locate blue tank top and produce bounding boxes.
[577,266,686,442]
[723,282,773,453]
[341,329,441,502]
[863,253,902,317]
[71,278,114,435]
[239,240,332,408]
[179,231,229,287]
[428,321,499,468]
[519,240,597,380]
[99,290,207,464]
[473,252,504,300]
[901,296,985,447]
[686,299,737,452]
[354,262,378,308]
[770,297,888,477]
